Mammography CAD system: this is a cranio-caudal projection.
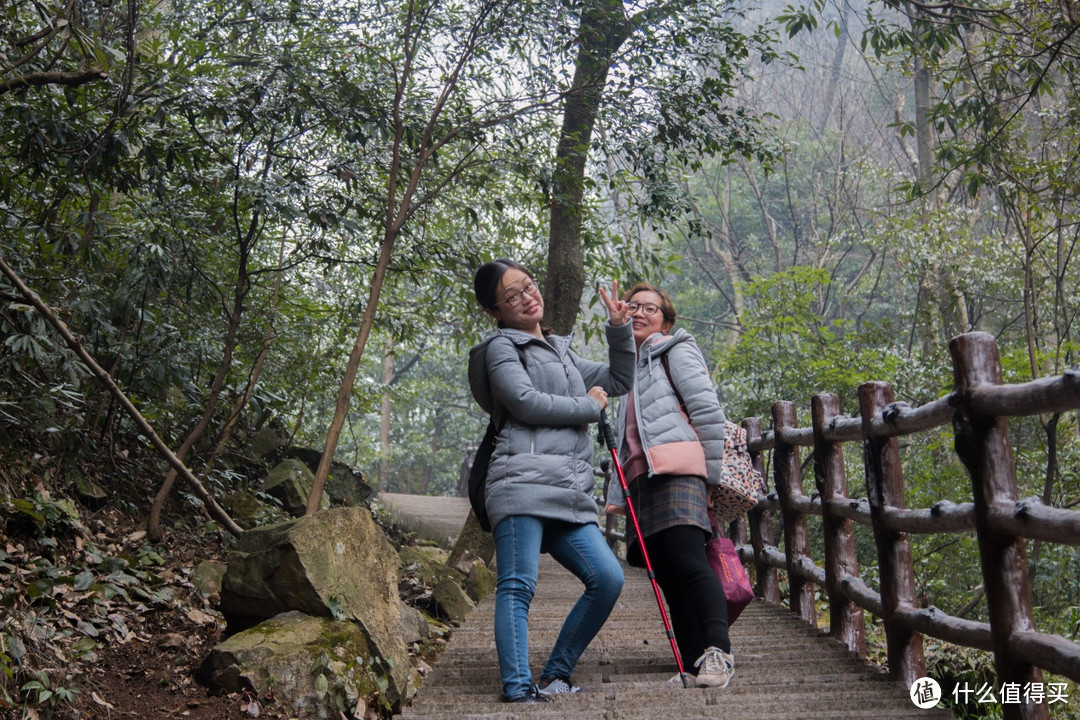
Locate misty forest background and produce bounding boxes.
[2,0,1079,710]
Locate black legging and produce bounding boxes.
[644,525,731,672]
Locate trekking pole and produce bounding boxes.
[598,410,690,688]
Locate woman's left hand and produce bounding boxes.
[599,280,628,326]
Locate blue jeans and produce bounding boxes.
[492,515,624,699]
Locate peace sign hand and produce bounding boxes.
[599,280,628,326]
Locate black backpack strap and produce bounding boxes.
[660,353,688,417]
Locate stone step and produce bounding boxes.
[382,494,950,719]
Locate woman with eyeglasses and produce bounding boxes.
[467,258,635,703]
[605,282,735,690]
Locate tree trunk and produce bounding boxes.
[419,409,444,495]
[308,229,397,513]
[545,0,631,334]
[146,273,243,541]
[146,147,278,539]
[378,346,394,491]
[201,228,288,478]
[817,0,851,136]
[307,0,509,510]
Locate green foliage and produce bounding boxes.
[1,493,85,540]
[924,641,999,719]
[714,265,923,419]
[20,669,80,710]
[327,596,345,622]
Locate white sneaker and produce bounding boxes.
[693,647,734,689]
[668,673,697,688]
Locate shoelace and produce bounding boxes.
[695,649,728,674]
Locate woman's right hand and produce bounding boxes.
[587,385,608,411]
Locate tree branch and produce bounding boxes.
[0,69,107,95]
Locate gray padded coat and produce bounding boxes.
[607,328,726,507]
[467,321,636,531]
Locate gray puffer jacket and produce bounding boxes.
[468,321,636,530]
[608,328,726,507]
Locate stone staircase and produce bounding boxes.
[381,493,951,719]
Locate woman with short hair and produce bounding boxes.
[606,282,735,689]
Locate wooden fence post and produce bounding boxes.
[743,414,777,604]
[951,332,1046,720]
[744,417,779,604]
[772,401,816,626]
[812,392,866,658]
[859,381,924,685]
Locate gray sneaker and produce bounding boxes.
[693,647,734,689]
[537,677,582,695]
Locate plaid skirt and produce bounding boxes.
[625,473,711,566]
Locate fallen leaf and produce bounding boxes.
[92,691,115,709]
[187,608,215,625]
[156,633,186,650]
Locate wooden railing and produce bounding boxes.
[719,332,1079,720]
[599,332,1079,718]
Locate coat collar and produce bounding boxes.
[640,326,691,358]
[495,327,570,354]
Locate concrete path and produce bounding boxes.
[380,492,949,719]
[380,492,472,547]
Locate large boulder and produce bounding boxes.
[262,458,329,516]
[464,560,495,604]
[218,508,409,703]
[399,605,430,646]
[447,510,494,568]
[283,447,373,507]
[191,561,227,597]
[197,611,399,716]
[430,578,474,625]
[398,546,458,588]
[249,425,286,459]
[220,488,267,527]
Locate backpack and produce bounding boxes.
[468,419,502,532]
[467,339,526,532]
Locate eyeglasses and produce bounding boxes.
[627,301,661,316]
[499,280,541,307]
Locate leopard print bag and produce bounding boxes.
[709,421,767,522]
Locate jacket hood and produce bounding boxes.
[636,326,695,377]
[640,326,693,358]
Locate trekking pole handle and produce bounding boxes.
[598,409,616,451]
